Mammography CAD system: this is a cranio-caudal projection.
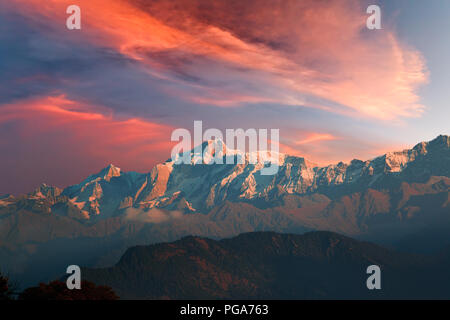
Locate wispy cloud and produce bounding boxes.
[5,0,428,120]
[295,133,337,145]
[0,94,174,194]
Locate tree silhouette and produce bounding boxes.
[0,272,14,300]
[19,280,119,300]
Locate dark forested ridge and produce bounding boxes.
[83,231,450,299]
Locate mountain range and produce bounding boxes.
[0,135,449,287]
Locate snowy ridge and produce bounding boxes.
[2,135,449,219]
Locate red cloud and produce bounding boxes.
[0,95,174,194]
[7,0,428,120]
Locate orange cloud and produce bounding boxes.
[277,134,336,166]
[7,0,428,120]
[0,94,174,193]
[276,130,409,167]
[0,94,174,157]
[295,133,337,145]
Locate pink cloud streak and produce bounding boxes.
[0,95,174,194]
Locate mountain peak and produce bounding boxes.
[105,163,120,170]
[170,137,285,166]
[98,164,121,181]
[30,183,62,198]
[412,135,450,154]
[429,134,450,148]
[0,194,12,200]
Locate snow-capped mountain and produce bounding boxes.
[0,135,449,286]
[21,134,447,220]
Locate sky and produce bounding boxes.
[0,0,449,195]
